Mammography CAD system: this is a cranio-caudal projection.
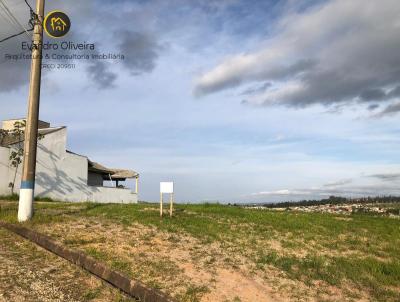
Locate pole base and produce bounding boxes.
[18,189,34,222]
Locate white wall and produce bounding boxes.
[87,186,138,203]
[0,146,11,195]
[0,128,138,203]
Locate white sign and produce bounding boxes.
[160,182,174,193]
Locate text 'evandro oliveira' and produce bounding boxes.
[21,41,95,51]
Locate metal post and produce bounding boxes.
[18,0,45,222]
[169,193,173,217]
[160,192,163,217]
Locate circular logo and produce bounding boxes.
[44,11,71,38]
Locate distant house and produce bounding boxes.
[0,118,139,203]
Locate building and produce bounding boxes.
[0,118,138,203]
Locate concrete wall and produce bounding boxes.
[87,186,138,203]
[0,146,11,195]
[0,127,137,203]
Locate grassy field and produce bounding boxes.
[0,200,399,302]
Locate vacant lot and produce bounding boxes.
[1,200,399,302]
[0,224,135,302]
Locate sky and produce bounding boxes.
[1,0,400,203]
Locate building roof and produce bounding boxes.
[88,160,114,174]
[88,160,139,180]
[109,169,139,179]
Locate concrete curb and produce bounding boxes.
[0,222,175,302]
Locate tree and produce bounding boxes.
[6,120,43,194]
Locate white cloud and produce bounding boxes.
[249,173,400,201]
[194,0,400,115]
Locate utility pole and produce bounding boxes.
[18,0,45,222]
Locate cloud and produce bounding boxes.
[239,82,271,96]
[0,39,30,92]
[360,89,386,102]
[250,173,400,201]
[194,0,400,113]
[85,60,117,89]
[323,178,352,187]
[369,173,400,181]
[251,184,400,199]
[118,31,162,75]
[376,102,400,117]
[194,58,315,97]
[0,0,32,93]
[0,1,164,93]
[367,104,380,111]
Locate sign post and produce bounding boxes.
[169,192,174,217]
[159,191,163,217]
[160,182,174,217]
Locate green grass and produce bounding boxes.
[0,194,58,202]
[84,247,133,276]
[83,287,102,301]
[0,194,19,200]
[178,285,210,302]
[1,201,399,301]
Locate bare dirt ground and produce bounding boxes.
[0,228,135,302]
[32,216,364,302]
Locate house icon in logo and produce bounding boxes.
[51,17,67,32]
[44,11,71,38]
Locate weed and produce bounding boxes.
[179,285,210,302]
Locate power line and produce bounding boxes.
[0,3,23,35]
[0,0,37,43]
[0,0,32,40]
[23,0,33,11]
[0,27,33,43]
[0,0,30,37]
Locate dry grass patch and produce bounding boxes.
[0,228,135,302]
[31,216,367,302]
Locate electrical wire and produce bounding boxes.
[5,0,32,32]
[0,2,20,28]
[0,0,37,44]
[0,27,33,43]
[0,0,31,38]
[23,0,33,11]
[0,3,23,36]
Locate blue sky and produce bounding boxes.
[1,0,400,202]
